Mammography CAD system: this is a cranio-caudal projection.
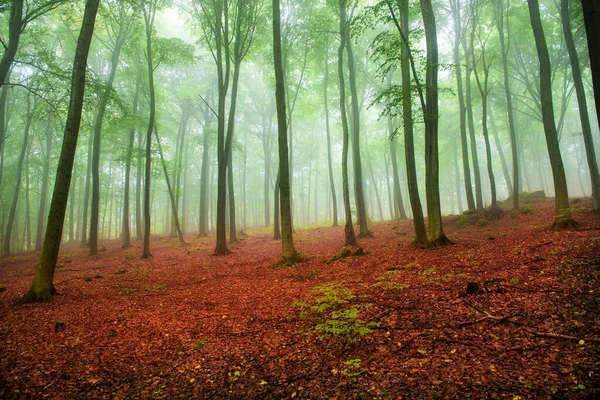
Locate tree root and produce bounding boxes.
[428,234,453,248]
[16,286,57,305]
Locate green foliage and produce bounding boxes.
[144,284,165,292]
[294,282,379,345]
[510,278,521,287]
[341,358,362,382]
[194,340,207,351]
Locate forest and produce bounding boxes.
[0,0,600,398]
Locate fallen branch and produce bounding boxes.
[523,328,600,343]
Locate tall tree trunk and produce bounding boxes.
[366,150,384,221]
[198,118,211,237]
[0,70,11,189]
[227,146,237,243]
[527,0,573,229]
[389,115,407,219]
[342,3,369,237]
[141,1,158,259]
[0,0,23,88]
[489,105,513,198]
[25,157,31,251]
[561,0,600,211]
[581,0,600,132]
[421,0,450,247]
[3,94,32,256]
[273,168,281,240]
[68,169,76,242]
[35,115,53,250]
[80,130,92,246]
[495,0,520,209]
[390,0,428,245]
[20,0,99,303]
[154,127,184,245]
[135,130,143,240]
[273,0,299,264]
[324,43,339,226]
[453,140,464,213]
[89,25,126,256]
[462,36,484,211]
[450,0,476,211]
[338,0,358,248]
[122,79,140,248]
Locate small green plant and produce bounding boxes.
[144,284,165,292]
[293,282,379,345]
[341,358,362,382]
[194,340,208,351]
[510,278,521,287]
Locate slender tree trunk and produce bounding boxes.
[561,0,600,211]
[324,44,338,226]
[527,0,573,229]
[35,116,53,250]
[338,0,358,248]
[366,150,384,221]
[0,70,11,189]
[342,4,369,237]
[80,130,92,246]
[450,0,476,211]
[495,0,520,209]
[154,128,184,245]
[198,121,211,237]
[389,115,407,219]
[68,170,76,242]
[141,2,158,259]
[462,38,483,211]
[122,79,140,248]
[262,125,271,227]
[273,0,298,263]
[25,157,31,251]
[393,0,428,245]
[273,168,281,240]
[421,0,450,247]
[489,105,513,198]
[135,130,143,240]
[3,94,32,256]
[581,0,600,132]
[20,0,99,303]
[453,140,464,213]
[227,147,237,243]
[89,27,125,256]
[0,0,23,88]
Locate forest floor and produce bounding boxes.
[1,197,600,399]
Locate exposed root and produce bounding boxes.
[428,234,452,248]
[17,286,57,305]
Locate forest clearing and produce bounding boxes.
[1,198,599,399]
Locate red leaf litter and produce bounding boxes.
[1,199,599,399]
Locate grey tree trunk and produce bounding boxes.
[35,115,53,251]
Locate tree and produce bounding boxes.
[449,0,476,211]
[580,0,600,133]
[341,0,369,237]
[323,40,338,227]
[560,0,600,211]
[89,0,134,256]
[494,0,520,210]
[527,0,574,229]
[337,0,358,247]
[421,0,450,246]
[3,93,33,256]
[273,0,299,265]
[20,0,100,303]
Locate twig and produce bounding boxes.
[523,328,600,343]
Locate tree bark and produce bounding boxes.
[324,43,338,227]
[0,0,23,88]
[35,115,53,251]
[3,94,32,256]
[273,0,299,264]
[338,0,358,248]
[421,0,450,247]
[561,0,600,211]
[581,0,600,134]
[20,0,99,303]
[495,0,520,209]
[122,78,140,248]
[527,0,573,229]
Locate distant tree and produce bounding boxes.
[20,0,100,303]
[494,0,520,210]
[323,41,339,227]
[273,0,299,264]
[527,0,575,229]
